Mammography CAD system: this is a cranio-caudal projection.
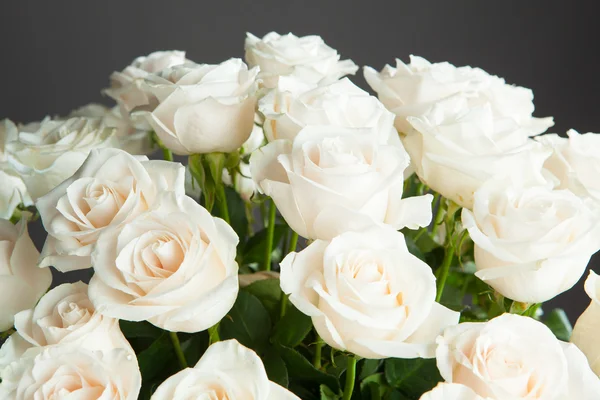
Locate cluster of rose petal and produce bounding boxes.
[0,31,599,399]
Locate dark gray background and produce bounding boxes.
[1,1,598,321]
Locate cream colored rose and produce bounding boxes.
[572,271,600,376]
[0,219,52,331]
[139,58,259,155]
[259,77,398,145]
[436,314,600,399]
[538,130,600,202]
[151,339,298,400]
[420,383,487,400]
[280,225,459,359]
[6,117,117,200]
[89,192,239,333]
[0,344,141,400]
[462,178,600,303]
[364,55,553,134]
[0,120,32,219]
[250,125,433,240]
[406,96,551,208]
[36,148,184,272]
[245,32,358,88]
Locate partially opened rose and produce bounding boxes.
[245,32,358,88]
[280,225,459,359]
[0,120,31,219]
[151,340,299,400]
[250,125,433,240]
[89,192,239,333]
[6,116,117,200]
[571,271,600,376]
[0,344,141,400]
[37,148,185,272]
[0,219,52,331]
[140,58,260,155]
[405,96,551,208]
[436,314,600,399]
[420,383,488,400]
[462,178,600,303]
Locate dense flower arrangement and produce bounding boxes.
[0,32,599,399]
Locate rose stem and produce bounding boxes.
[216,184,230,223]
[162,148,173,162]
[208,323,220,345]
[430,193,444,239]
[279,294,289,319]
[313,339,323,369]
[263,200,277,271]
[342,356,358,400]
[169,331,188,369]
[435,245,456,302]
[288,231,299,253]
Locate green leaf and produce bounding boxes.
[220,290,272,353]
[360,373,386,400]
[243,278,282,320]
[119,320,162,340]
[263,349,289,388]
[136,333,178,382]
[384,358,442,398]
[272,303,313,347]
[320,384,341,400]
[544,308,573,341]
[242,224,287,265]
[360,359,383,380]
[404,236,425,261]
[277,344,340,393]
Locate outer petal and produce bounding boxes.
[561,341,600,398]
[420,383,486,400]
[572,271,600,376]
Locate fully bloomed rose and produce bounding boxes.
[245,32,358,88]
[420,383,488,400]
[364,55,553,134]
[151,340,298,400]
[37,148,185,272]
[89,192,239,333]
[6,116,117,200]
[0,219,52,331]
[250,125,433,240]
[0,344,141,400]
[436,314,600,399]
[140,58,260,155]
[462,178,600,303]
[0,120,31,219]
[572,271,600,376]
[280,225,459,359]
[405,96,551,208]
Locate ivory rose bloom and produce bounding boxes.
[6,116,117,200]
[250,125,433,240]
[245,32,358,88]
[436,314,600,399]
[462,178,600,303]
[140,58,260,155]
[0,219,52,331]
[280,225,460,359]
[420,383,487,400]
[151,340,298,400]
[572,271,600,376]
[406,96,551,208]
[364,55,553,134]
[37,148,185,272]
[0,344,141,400]
[89,192,239,333]
[538,130,600,202]
[0,120,31,219]
[259,77,397,144]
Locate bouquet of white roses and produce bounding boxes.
[0,31,599,400]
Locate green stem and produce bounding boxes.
[280,293,289,319]
[263,200,277,271]
[288,231,299,253]
[162,148,173,162]
[342,356,358,400]
[216,184,230,224]
[208,324,220,345]
[169,331,188,369]
[435,245,455,302]
[313,340,323,369]
[431,194,445,239]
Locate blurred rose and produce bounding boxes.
[572,270,600,376]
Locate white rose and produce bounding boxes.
[436,314,600,399]
[364,55,553,134]
[0,120,32,219]
[0,219,52,331]
[538,130,600,202]
[140,58,259,155]
[0,281,132,371]
[462,178,600,303]
[70,103,155,155]
[37,148,185,272]
[420,383,488,400]
[6,117,117,200]
[0,344,141,400]
[572,271,600,376]
[259,77,399,146]
[280,225,459,359]
[250,125,433,240]
[245,32,358,88]
[406,96,551,208]
[104,50,187,115]
[89,192,239,333]
[151,339,298,400]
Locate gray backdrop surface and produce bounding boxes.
[1,0,598,321]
